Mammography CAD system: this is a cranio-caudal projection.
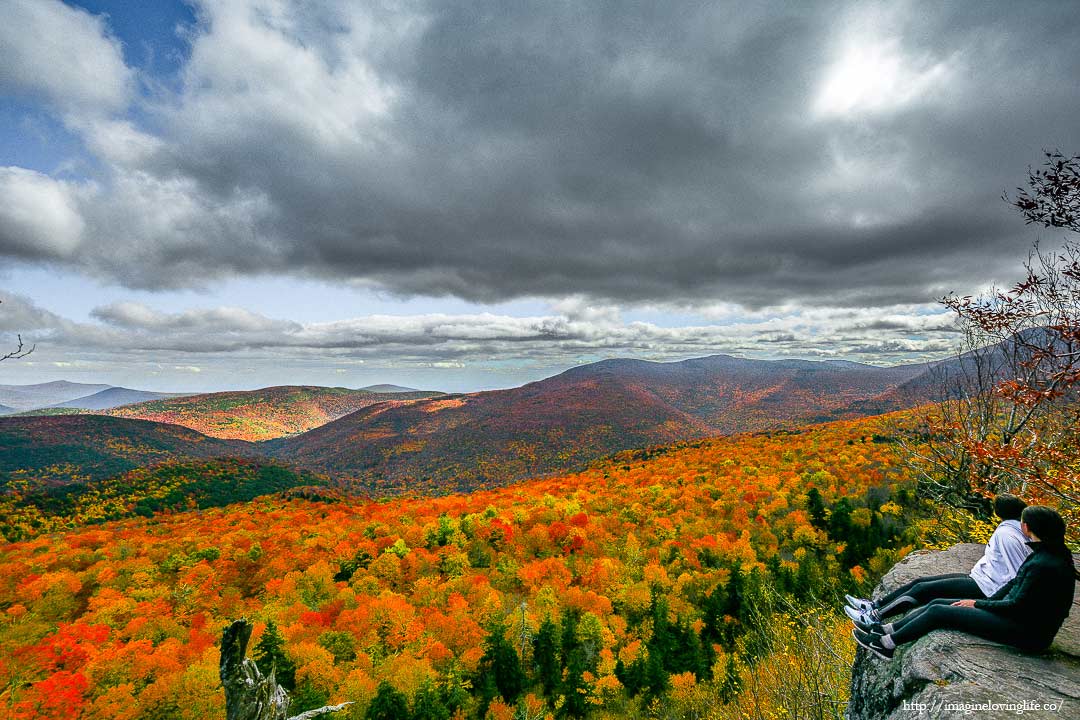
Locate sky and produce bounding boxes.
[1,0,1078,393]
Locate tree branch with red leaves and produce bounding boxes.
[904,152,1080,538]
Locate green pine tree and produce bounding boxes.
[252,620,296,691]
[291,680,330,716]
[476,620,526,715]
[532,616,560,697]
[719,652,741,703]
[806,488,828,530]
[411,680,450,720]
[642,648,668,704]
[614,656,646,697]
[558,611,588,718]
[366,681,409,720]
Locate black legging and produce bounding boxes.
[875,573,984,619]
[888,598,1041,652]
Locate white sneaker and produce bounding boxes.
[845,594,874,613]
[843,604,879,625]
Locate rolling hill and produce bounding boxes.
[0,415,256,490]
[552,355,929,430]
[268,354,934,490]
[101,385,444,440]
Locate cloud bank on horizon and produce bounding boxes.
[1,0,1078,390]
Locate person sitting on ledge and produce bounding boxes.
[844,494,1030,626]
[852,505,1076,660]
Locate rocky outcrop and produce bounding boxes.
[220,619,352,720]
[847,544,1080,720]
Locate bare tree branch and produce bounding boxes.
[0,300,34,362]
[1,333,34,362]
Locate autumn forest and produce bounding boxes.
[0,412,921,719]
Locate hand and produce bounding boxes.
[951,599,976,608]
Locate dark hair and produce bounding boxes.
[1021,506,1068,552]
[994,494,1027,521]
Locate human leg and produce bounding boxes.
[887,602,1032,651]
[873,573,970,608]
[876,575,983,619]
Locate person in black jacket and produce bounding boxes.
[853,506,1076,660]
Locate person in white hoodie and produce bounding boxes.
[844,494,1031,625]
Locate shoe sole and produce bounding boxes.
[851,628,893,661]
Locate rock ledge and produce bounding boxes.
[846,543,1080,720]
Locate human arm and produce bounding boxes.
[974,560,1043,613]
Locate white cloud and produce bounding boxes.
[3,291,959,371]
[76,119,168,169]
[0,0,133,116]
[0,168,86,258]
[172,0,403,154]
[92,302,298,333]
[812,4,958,120]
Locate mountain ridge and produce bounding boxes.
[267,353,937,490]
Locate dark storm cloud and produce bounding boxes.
[2,0,1079,307]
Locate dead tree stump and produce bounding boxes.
[220,619,351,720]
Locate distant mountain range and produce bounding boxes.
[0,381,185,414]
[51,387,183,410]
[0,381,114,412]
[0,381,438,428]
[0,354,943,494]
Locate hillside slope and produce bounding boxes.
[103,385,444,440]
[268,374,716,491]
[270,354,932,490]
[553,355,928,430]
[0,415,256,489]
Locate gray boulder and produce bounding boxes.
[847,543,1080,720]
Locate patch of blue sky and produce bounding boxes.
[66,0,197,82]
[0,99,87,175]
